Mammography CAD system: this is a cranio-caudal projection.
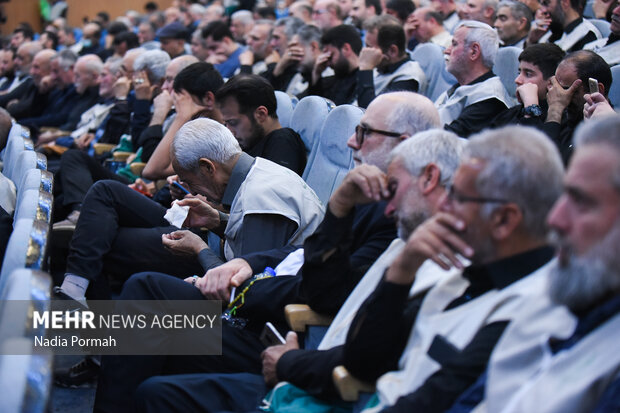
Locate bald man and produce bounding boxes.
[0,41,42,107]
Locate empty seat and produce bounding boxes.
[304,104,363,205]
[411,42,456,102]
[589,19,611,38]
[493,46,522,99]
[275,91,295,128]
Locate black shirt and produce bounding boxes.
[245,127,307,176]
[306,68,359,105]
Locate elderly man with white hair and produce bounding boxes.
[436,20,514,137]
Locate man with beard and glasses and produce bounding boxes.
[541,49,611,164]
[215,74,307,176]
[462,115,620,413]
[305,25,362,105]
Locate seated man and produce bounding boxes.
[0,41,41,106]
[55,118,324,305]
[407,7,452,49]
[0,49,15,92]
[200,21,247,78]
[493,1,532,48]
[357,23,426,108]
[464,114,620,413]
[542,49,611,163]
[156,21,188,59]
[215,74,307,176]
[306,25,362,105]
[490,43,565,127]
[95,105,455,413]
[238,19,274,75]
[436,20,514,137]
[584,3,620,66]
[6,48,55,120]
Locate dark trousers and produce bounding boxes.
[65,180,204,297]
[56,149,130,212]
[94,272,266,413]
[135,372,267,413]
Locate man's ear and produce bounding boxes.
[198,158,216,176]
[387,44,400,59]
[201,91,216,109]
[490,203,522,240]
[341,43,353,57]
[419,163,441,195]
[470,42,481,61]
[517,17,528,32]
[253,105,269,124]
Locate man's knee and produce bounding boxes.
[134,376,172,412]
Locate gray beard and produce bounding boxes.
[548,223,620,313]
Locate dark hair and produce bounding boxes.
[107,21,129,36]
[215,74,278,119]
[564,50,612,97]
[173,62,224,102]
[113,31,140,49]
[42,30,59,49]
[366,0,383,15]
[385,0,415,22]
[145,1,158,12]
[255,6,278,20]
[519,43,565,79]
[201,21,233,42]
[377,24,406,55]
[569,0,586,13]
[13,26,34,40]
[96,11,110,24]
[422,9,444,24]
[321,25,363,55]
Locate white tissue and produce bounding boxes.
[164,201,190,228]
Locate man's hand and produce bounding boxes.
[39,75,54,93]
[261,332,299,387]
[173,89,206,122]
[162,230,208,256]
[516,83,540,108]
[128,178,156,196]
[527,9,551,44]
[264,50,281,65]
[178,197,221,228]
[312,51,331,85]
[404,14,419,38]
[329,165,390,218]
[546,76,581,123]
[273,42,304,76]
[584,92,616,119]
[113,76,131,99]
[74,132,95,150]
[133,70,157,101]
[359,47,384,71]
[150,90,174,125]
[239,49,255,66]
[206,53,228,64]
[186,258,254,300]
[167,175,191,201]
[386,212,474,284]
[37,130,61,145]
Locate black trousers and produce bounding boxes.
[65,180,205,297]
[94,272,266,413]
[56,149,130,212]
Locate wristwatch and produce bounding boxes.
[522,104,543,117]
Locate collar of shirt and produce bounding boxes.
[564,16,584,35]
[463,246,555,291]
[377,56,411,75]
[550,294,620,354]
[220,151,255,209]
[447,70,495,97]
[607,33,620,46]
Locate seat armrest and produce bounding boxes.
[332,365,376,402]
[112,151,133,161]
[130,162,146,176]
[284,304,333,332]
[93,143,116,155]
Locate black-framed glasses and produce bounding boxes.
[355,124,402,146]
[446,183,510,204]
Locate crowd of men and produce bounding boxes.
[0,0,619,411]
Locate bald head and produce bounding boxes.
[380,92,440,136]
[30,49,56,88]
[74,54,103,94]
[15,41,43,75]
[162,54,199,93]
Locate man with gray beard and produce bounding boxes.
[465,114,620,413]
